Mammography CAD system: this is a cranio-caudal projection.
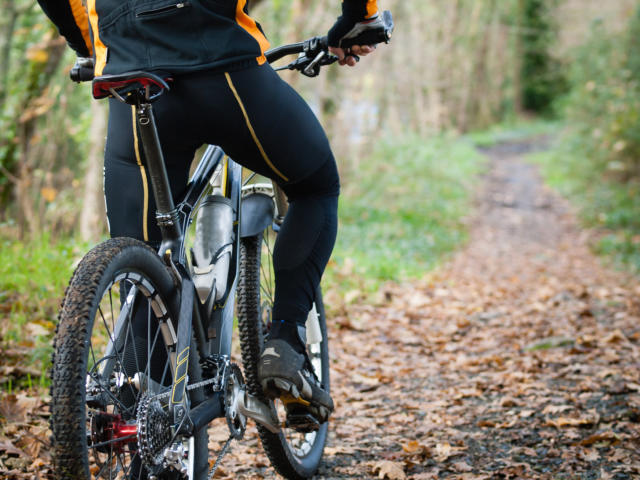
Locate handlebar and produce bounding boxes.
[71,10,393,82]
[264,10,394,77]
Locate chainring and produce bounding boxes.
[224,363,247,439]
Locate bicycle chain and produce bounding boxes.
[207,435,234,480]
[150,375,221,401]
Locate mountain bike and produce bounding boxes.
[50,11,393,480]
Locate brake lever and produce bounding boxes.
[273,47,340,77]
[303,50,326,77]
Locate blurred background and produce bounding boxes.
[0,0,639,380]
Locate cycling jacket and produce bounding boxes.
[37,0,378,76]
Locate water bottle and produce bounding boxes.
[192,194,234,303]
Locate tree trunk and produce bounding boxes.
[79,100,108,242]
[13,34,66,237]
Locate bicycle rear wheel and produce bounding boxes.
[50,237,208,479]
[237,229,330,480]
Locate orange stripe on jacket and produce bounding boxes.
[366,0,378,18]
[69,0,93,55]
[235,0,270,65]
[87,0,107,75]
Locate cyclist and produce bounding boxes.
[37,0,380,428]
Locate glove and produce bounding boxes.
[328,0,379,49]
[70,57,95,82]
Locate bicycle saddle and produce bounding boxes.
[92,71,170,102]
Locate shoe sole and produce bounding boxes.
[261,376,331,424]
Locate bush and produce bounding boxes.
[562,8,640,181]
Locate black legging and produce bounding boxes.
[103,63,339,326]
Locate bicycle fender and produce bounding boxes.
[240,193,275,238]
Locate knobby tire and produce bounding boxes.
[237,232,330,480]
[50,237,208,479]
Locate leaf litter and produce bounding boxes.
[2,140,640,478]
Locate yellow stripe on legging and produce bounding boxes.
[224,72,289,182]
[131,106,149,241]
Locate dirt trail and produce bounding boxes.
[217,140,640,479]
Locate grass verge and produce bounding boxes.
[324,132,485,298]
[529,131,640,272]
[0,234,89,388]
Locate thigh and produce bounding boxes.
[187,64,335,186]
[104,98,199,244]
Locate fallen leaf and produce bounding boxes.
[578,431,620,447]
[401,440,428,457]
[0,441,28,457]
[452,461,473,472]
[372,460,406,480]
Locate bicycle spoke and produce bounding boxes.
[96,304,138,415]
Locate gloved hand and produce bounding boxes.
[328,1,379,67]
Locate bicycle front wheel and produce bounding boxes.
[50,237,208,479]
[237,229,330,480]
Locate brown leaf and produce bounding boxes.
[401,440,429,457]
[578,431,620,447]
[601,329,627,344]
[452,461,473,472]
[542,404,572,415]
[372,460,406,480]
[546,415,597,428]
[40,187,58,203]
[0,441,28,457]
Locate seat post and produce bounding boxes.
[135,100,183,253]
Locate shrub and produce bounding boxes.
[562,7,640,181]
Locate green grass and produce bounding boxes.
[0,234,89,386]
[324,133,485,295]
[467,118,560,148]
[529,132,640,272]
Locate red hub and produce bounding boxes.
[90,412,138,453]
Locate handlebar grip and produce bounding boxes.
[340,10,394,49]
[70,58,95,83]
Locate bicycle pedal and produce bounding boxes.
[280,391,310,407]
[285,411,320,433]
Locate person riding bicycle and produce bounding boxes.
[37,0,380,429]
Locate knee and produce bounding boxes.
[283,155,340,200]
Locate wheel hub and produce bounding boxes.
[90,412,138,453]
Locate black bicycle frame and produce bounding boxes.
[134,97,244,431]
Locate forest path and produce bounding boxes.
[217,139,640,479]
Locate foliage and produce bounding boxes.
[561,8,640,180]
[531,6,640,271]
[519,0,567,113]
[325,133,484,294]
[0,234,88,385]
[0,2,93,234]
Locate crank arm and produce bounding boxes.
[235,389,280,434]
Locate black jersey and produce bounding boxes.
[37,0,378,76]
